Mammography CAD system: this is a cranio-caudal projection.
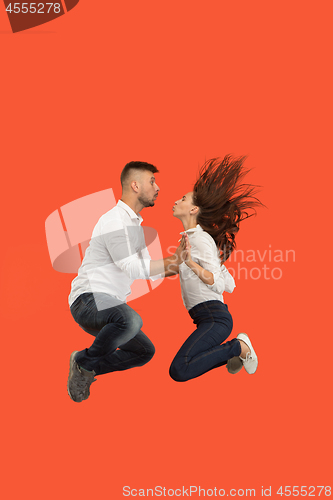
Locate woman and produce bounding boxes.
[169,155,263,382]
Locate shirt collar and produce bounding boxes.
[117,200,143,223]
[179,224,203,235]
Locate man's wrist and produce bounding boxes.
[172,253,182,266]
[165,255,179,272]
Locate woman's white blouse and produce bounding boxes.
[179,224,235,311]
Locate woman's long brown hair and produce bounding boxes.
[192,155,264,262]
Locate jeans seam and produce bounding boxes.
[185,304,215,359]
[99,336,150,367]
[184,341,236,366]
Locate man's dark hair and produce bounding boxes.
[120,161,159,188]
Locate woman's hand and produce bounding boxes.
[174,234,192,265]
[182,234,192,265]
[174,239,184,264]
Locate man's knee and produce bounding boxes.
[125,309,143,334]
[139,340,155,366]
[145,340,155,361]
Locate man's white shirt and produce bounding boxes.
[179,224,235,310]
[68,200,160,306]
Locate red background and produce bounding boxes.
[1,1,332,499]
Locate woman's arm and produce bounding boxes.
[181,234,235,293]
[220,264,236,293]
[181,234,214,285]
[186,259,214,284]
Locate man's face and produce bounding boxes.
[172,191,195,218]
[137,170,160,208]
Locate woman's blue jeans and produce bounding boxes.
[70,293,155,376]
[169,300,241,382]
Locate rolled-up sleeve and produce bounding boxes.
[205,265,235,294]
[221,265,236,293]
[140,242,162,281]
[195,235,225,293]
[102,221,151,280]
[195,234,236,294]
[116,253,151,280]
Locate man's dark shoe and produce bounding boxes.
[67,351,96,402]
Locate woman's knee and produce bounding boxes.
[169,359,189,382]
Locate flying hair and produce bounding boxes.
[192,155,265,262]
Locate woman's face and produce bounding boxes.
[172,191,195,218]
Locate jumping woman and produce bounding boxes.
[170,155,263,382]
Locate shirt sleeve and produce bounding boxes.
[220,264,236,293]
[195,234,227,294]
[140,239,162,281]
[102,220,151,280]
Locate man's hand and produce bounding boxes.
[149,240,182,277]
[164,242,182,275]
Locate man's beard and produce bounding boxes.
[138,195,155,208]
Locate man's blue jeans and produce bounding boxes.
[70,293,155,376]
[169,300,241,382]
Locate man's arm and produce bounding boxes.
[164,267,179,277]
[149,255,180,277]
[103,223,152,280]
[149,240,183,277]
[103,221,180,279]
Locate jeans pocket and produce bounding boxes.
[80,293,97,312]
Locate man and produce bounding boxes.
[67,161,179,402]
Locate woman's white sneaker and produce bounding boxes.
[237,333,258,374]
